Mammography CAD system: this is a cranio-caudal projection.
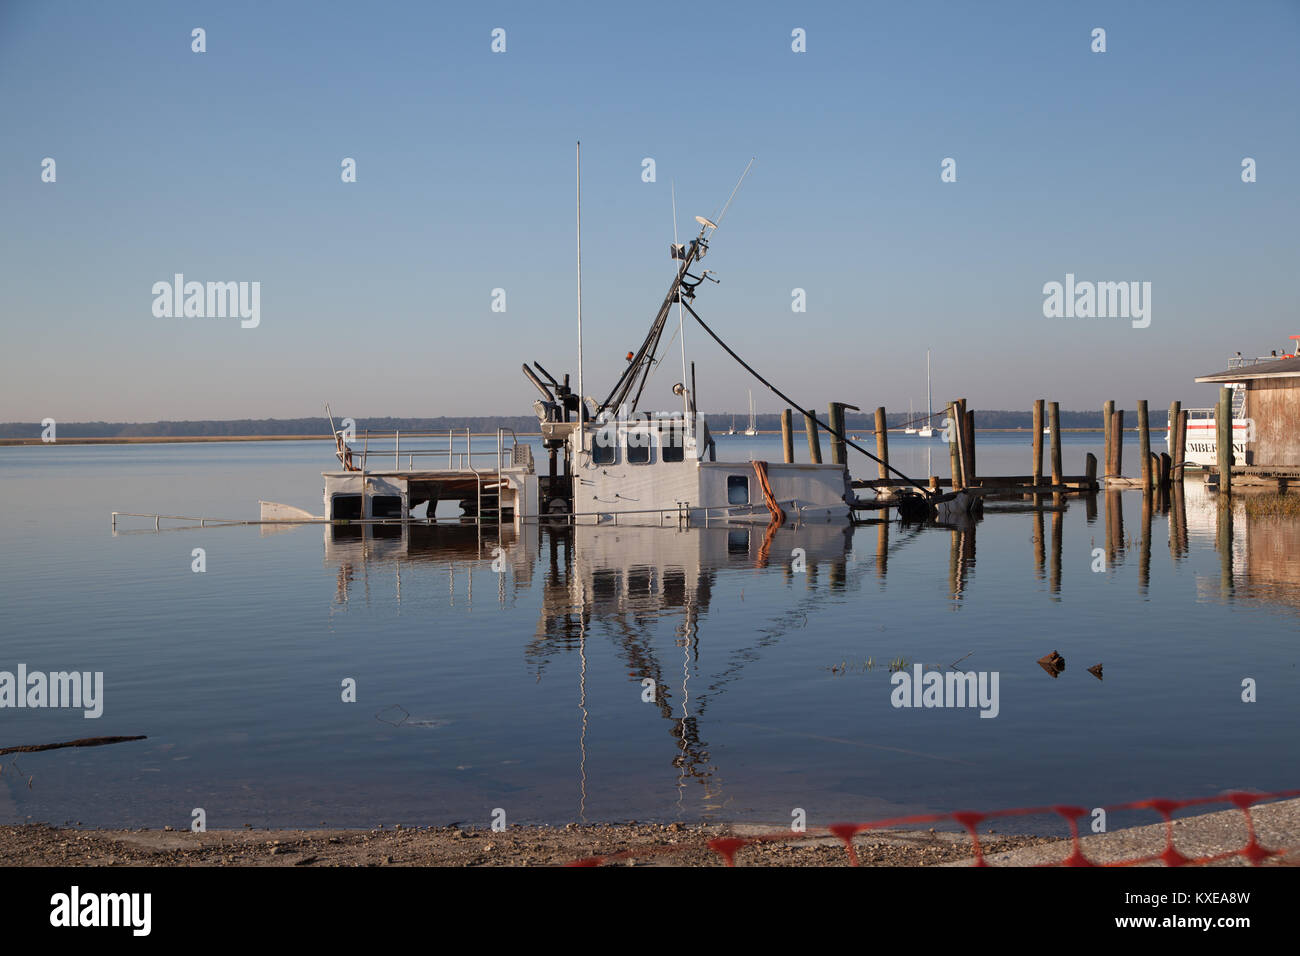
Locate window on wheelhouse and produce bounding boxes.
[626,430,653,465]
[727,475,749,505]
[592,433,617,465]
[662,424,685,462]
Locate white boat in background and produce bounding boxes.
[916,350,935,438]
[743,389,758,436]
[726,416,736,436]
[1170,369,1255,467]
[904,399,917,435]
[1174,409,1252,466]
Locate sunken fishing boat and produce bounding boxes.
[307,158,973,529]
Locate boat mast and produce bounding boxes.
[926,349,932,425]
[672,180,690,419]
[576,141,584,432]
[597,160,752,417]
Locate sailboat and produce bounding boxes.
[726,416,736,436]
[904,399,918,435]
[743,389,758,436]
[916,351,935,438]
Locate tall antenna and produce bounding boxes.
[672,180,689,416]
[576,141,584,429]
[714,157,755,227]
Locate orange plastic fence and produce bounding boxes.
[569,788,1300,867]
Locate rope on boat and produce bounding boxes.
[752,460,786,525]
[681,301,933,498]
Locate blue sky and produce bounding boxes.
[2,0,1297,422]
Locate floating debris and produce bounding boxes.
[0,735,147,756]
[375,705,450,729]
[1088,663,1103,680]
[1037,650,1066,678]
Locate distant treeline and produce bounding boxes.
[0,409,1163,439]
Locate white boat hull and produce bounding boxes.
[1168,412,1252,467]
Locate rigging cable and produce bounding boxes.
[680,300,933,498]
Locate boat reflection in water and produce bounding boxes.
[315,484,1296,820]
[319,478,1295,621]
[323,520,855,814]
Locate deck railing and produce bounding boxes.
[338,428,521,473]
[1226,355,1290,368]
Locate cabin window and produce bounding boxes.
[592,434,617,465]
[662,426,685,462]
[332,494,363,520]
[372,495,403,519]
[626,431,653,465]
[727,475,749,505]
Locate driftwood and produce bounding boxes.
[0,735,146,756]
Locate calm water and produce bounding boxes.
[1,433,1296,834]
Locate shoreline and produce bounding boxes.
[6,797,1298,866]
[0,821,1057,867]
[0,428,1128,447]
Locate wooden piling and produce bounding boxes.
[804,410,822,464]
[1111,409,1124,478]
[1102,400,1114,475]
[873,406,889,481]
[1217,387,1232,494]
[1174,408,1188,482]
[963,408,976,485]
[830,403,847,466]
[1159,452,1171,489]
[1048,401,1062,486]
[1167,400,1181,479]
[1085,452,1097,489]
[1031,399,1044,487]
[947,401,963,491]
[1137,400,1152,492]
[954,398,969,487]
[781,408,794,463]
